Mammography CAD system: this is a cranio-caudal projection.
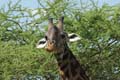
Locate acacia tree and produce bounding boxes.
[0,0,120,80]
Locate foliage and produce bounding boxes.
[0,0,120,80]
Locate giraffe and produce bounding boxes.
[36,17,89,80]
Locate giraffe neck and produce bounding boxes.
[54,43,89,80]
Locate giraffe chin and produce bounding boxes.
[45,48,57,52]
[46,49,53,52]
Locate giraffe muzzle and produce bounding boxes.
[45,42,57,52]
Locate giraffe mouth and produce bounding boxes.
[45,48,54,52]
[45,45,57,52]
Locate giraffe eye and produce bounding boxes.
[45,36,48,40]
[61,34,65,39]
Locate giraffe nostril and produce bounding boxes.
[52,40,56,44]
[50,42,52,44]
[49,40,55,44]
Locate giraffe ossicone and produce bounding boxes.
[36,17,89,80]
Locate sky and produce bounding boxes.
[0,0,120,9]
[98,0,120,6]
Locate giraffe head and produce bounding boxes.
[36,17,80,52]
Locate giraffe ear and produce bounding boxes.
[68,33,81,42]
[36,38,47,48]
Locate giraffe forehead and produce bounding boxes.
[47,26,60,36]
